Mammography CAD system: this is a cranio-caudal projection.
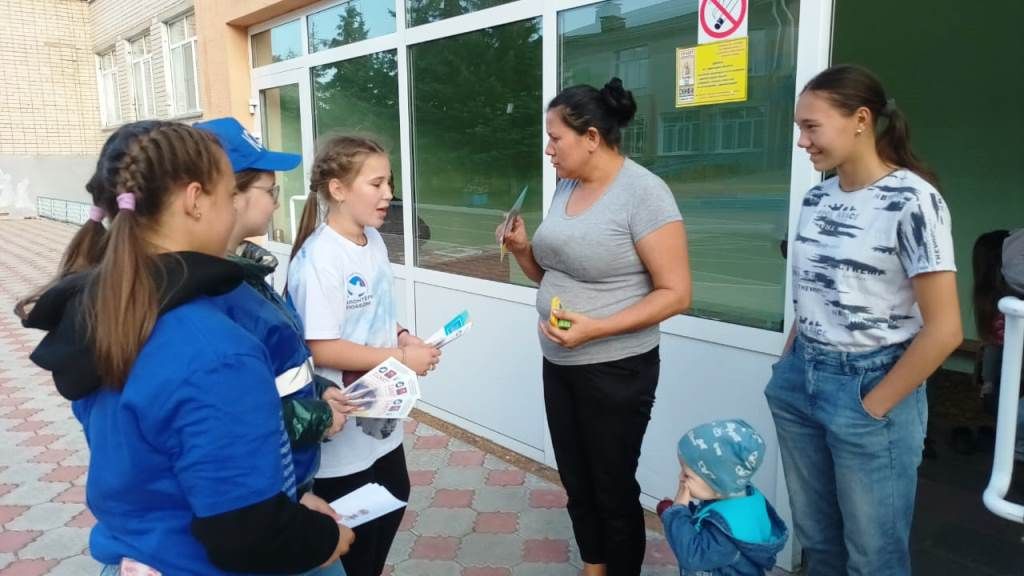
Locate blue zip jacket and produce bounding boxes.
[661,487,788,576]
[23,253,339,575]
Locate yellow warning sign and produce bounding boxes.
[675,37,748,108]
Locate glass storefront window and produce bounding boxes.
[312,50,405,264]
[252,19,302,67]
[260,84,304,244]
[406,0,517,27]
[409,18,543,286]
[559,0,800,331]
[308,1,396,52]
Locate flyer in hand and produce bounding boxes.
[329,482,406,528]
[424,310,472,349]
[344,357,420,419]
[497,185,529,261]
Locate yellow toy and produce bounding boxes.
[549,297,572,330]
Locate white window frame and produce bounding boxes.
[712,106,766,153]
[127,35,157,120]
[163,12,201,117]
[621,113,646,156]
[96,49,122,127]
[658,110,701,156]
[246,0,833,357]
[252,18,304,68]
[615,44,649,91]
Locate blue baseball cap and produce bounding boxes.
[194,117,301,173]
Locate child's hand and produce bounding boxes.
[321,387,359,438]
[675,471,691,505]
[403,344,441,376]
[398,331,424,348]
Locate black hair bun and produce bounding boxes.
[600,77,637,127]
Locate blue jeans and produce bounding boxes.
[765,337,926,576]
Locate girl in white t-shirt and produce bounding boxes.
[287,136,440,576]
[766,65,963,576]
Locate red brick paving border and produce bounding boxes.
[474,512,518,534]
[0,530,40,553]
[448,450,485,467]
[528,488,568,508]
[485,470,525,487]
[432,489,475,508]
[410,536,460,561]
[521,538,569,563]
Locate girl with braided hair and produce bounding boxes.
[286,135,440,576]
[17,121,353,575]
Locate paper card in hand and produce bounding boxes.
[497,186,529,261]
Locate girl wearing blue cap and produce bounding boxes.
[195,117,355,509]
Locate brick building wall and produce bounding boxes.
[0,0,102,155]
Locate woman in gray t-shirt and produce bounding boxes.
[500,78,691,576]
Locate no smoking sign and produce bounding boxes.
[698,0,748,44]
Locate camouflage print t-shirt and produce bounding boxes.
[792,169,956,352]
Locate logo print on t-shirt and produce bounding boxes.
[346,273,373,309]
[347,274,368,297]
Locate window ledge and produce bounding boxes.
[167,110,204,122]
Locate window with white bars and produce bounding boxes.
[712,107,766,152]
[97,50,121,127]
[659,111,701,155]
[166,13,200,115]
[615,45,649,91]
[621,114,647,156]
[129,36,156,119]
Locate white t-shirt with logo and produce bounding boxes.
[287,224,401,478]
[791,169,956,352]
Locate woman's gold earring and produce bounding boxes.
[856,127,864,135]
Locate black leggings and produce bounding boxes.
[543,347,660,576]
[312,446,411,576]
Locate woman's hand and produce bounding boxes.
[403,344,442,376]
[538,308,604,350]
[321,387,357,437]
[497,215,529,256]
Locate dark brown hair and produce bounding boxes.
[17,121,226,389]
[547,77,637,150]
[290,135,386,260]
[803,65,937,185]
[235,169,271,194]
[973,229,1011,343]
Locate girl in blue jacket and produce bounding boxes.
[18,121,353,575]
[196,116,353,498]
